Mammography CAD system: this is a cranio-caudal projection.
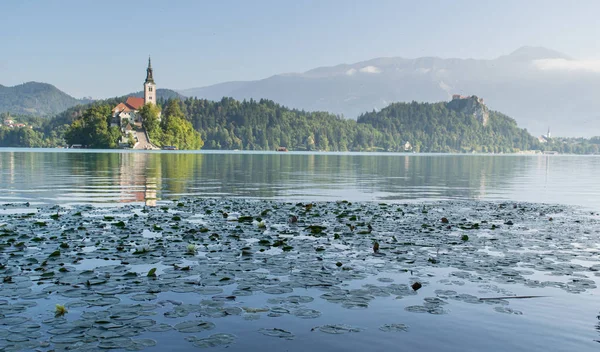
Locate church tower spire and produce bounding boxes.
[144,56,156,105]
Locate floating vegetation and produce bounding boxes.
[292,308,321,319]
[186,333,236,348]
[0,198,596,350]
[174,320,216,333]
[54,304,67,317]
[312,324,362,334]
[259,328,295,340]
[186,243,197,255]
[379,323,409,332]
[147,267,157,277]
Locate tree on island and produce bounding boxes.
[64,105,120,148]
[140,100,203,150]
[139,103,161,135]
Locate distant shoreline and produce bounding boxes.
[0,147,596,156]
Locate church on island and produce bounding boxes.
[111,57,160,149]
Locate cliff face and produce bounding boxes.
[447,95,489,126]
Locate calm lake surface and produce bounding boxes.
[1,149,599,352]
[0,149,599,209]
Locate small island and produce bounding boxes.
[64,58,203,150]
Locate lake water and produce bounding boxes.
[1,150,600,352]
[1,149,599,210]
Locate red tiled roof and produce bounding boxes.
[112,102,129,113]
[125,97,145,110]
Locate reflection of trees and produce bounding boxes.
[0,151,526,204]
[140,153,524,201]
[155,153,203,197]
[349,155,520,201]
[162,153,521,201]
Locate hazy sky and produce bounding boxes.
[1,0,599,98]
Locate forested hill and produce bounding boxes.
[178,97,539,152]
[3,96,544,152]
[0,82,89,116]
[357,101,540,153]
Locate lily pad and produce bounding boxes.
[258,328,294,340]
[188,333,236,348]
[174,320,216,333]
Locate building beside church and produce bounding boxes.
[111,57,157,128]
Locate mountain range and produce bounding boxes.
[2,47,598,137]
[180,46,600,137]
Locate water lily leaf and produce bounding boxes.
[258,328,294,339]
[174,320,216,333]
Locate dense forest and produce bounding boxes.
[173,97,539,152]
[1,97,599,153]
[356,102,539,153]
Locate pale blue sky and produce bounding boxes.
[1,0,599,98]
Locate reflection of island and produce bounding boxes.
[0,150,542,206]
[168,153,523,201]
[117,152,207,205]
[117,153,161,206]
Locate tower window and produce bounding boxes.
[149,97,152,100]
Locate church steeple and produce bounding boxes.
[144,56,156,105]
[145,56,155,84]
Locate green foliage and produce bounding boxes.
[176,97,540,152]
[186,244,197,254]
[148,99,204,150]
[55,304,68,317]
[356,101,540,153]
[147,267,157,277]
[543,136,600,154]
[0,112,66,147]
[182,97,379,151]
[127,133,136,148]
[8,94,600,154]
[64,105,119,148]
[0,125,48,147]
[139,103,161,134]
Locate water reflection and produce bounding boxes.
[0,150,599,209]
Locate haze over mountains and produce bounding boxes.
[2,47,599,137]
[180,46,600,137]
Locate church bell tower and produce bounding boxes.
[144,56,156,105]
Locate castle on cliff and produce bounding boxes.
[448,94,489,126]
